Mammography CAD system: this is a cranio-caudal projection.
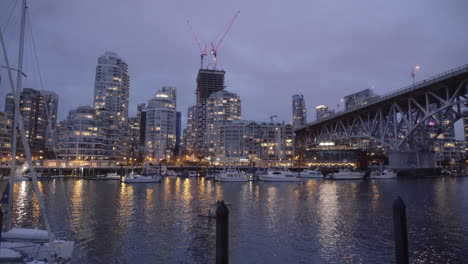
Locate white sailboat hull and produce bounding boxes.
[1,240,74,263]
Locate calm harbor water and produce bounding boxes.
[1,177,467,263]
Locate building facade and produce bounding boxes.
[205,90,241,155]
[57,106,112,163]
[144,87,177,162]
[93,51,130,121]
[184,105,198,158]
[216,120,294,166]
[292,94,306,128]
[0,112,12,165]
[5,88,58,158]
[344,88,380,110]
[315,105,334,120]
[195,69,225,154]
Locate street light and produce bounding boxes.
[411,65,421,85]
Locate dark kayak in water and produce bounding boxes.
[198,214,216,218]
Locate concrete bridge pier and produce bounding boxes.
[389,150,439,177]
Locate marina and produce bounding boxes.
[0,176,466,263]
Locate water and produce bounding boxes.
[1,177,467,263]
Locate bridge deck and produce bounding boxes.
[295,64,468,131]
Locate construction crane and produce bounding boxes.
[210,10,240,69]
[266,114,277,122]
[187,20,208,69]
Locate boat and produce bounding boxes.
[121,172,161,183]
[259,169,301,182]
[188,171,197,177]
[165,170,177,177]
[370,169,397,179]
[0,2,75,259]
[216,168,249,182]
[298,168,323,178]
[329,169,365,180]
[50,174,65,179]
[91,172,121,180]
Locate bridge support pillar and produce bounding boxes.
[389,150,436,169]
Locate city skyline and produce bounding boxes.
[0,0,467,129]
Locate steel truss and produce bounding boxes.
[296,65,468,151]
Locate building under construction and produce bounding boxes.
[195,69,225,154]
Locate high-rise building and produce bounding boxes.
[0,112,12,164]
[315,105,334,120]
[184,105,198,157]
[126,116,142,164]
[144,87,177,162]
[137,103,147,147]
[93,51,130,121]
[343,88,380,110]
[206,90,241,154]
[57,106,113,162]
[217,120,294,166]
[175,111,182,158]
[195,69,225,153]
[428,116,462,166]
[292,94,306,128]
[41,91,59,153]
[5,88,58,158]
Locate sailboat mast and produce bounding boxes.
[7,0,27,231]
[0,0,55,242]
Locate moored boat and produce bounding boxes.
[121,172,161,183]
[259,169,301,182]
[370,169,397,179]
[298,168,323,178]
[216,168,249,182]
[329,169,365,180]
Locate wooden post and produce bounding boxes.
[393,196,409,264]
[216,200,229,264]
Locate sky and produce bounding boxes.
[1,0,467,134]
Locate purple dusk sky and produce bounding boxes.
[1,0,467,131]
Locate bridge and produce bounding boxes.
[295,64,468,169]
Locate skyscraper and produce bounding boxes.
[292,94,306,128]
[175,111,182,158]
[206,90,241,154]
[195,69,225,153]
[5,88,58,158]
[184,105,198,157]
[93,51,130,121]
[315,105,334,120]
[144,87,177,162]
[57,105,111,162]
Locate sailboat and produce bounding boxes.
[0,1,74,262]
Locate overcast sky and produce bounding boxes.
[1,0,467,132]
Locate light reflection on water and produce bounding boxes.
[0,177,467,263]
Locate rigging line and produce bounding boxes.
[26,11,44,91]
[1,0,18,32]
[26,9,77,238]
